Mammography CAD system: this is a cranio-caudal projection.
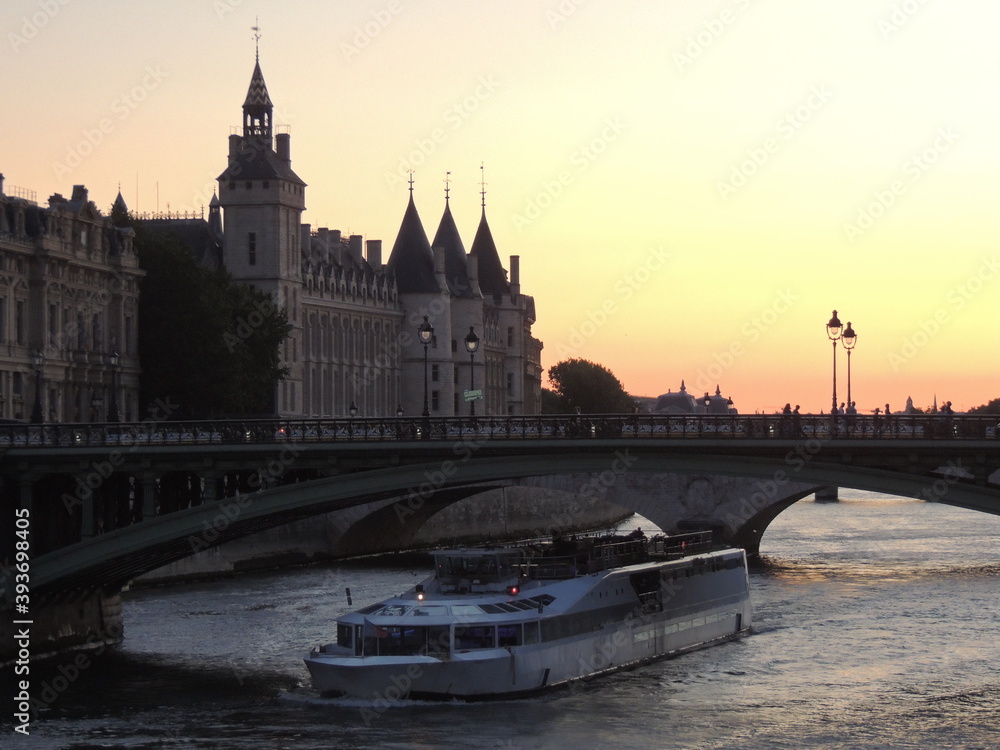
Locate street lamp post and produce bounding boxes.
[108,351,120,422]
[826,310,843,415]
[30,350,44,424]
[842,322,857,409]
[464,326,479,417]
[91,392,103,423]
[418,316,434,438]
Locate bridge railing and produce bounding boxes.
[0,412,995,448]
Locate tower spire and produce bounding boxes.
[479,162,487,209]
[243,33,273,145]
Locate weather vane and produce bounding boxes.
[444,171,451,201]
[252,17,261,61]
[407,169,415,194]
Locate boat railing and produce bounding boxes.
[646,531,715,559]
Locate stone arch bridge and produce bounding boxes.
[2,412,997,606]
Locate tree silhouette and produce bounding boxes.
[134,225,289,418]
[545,358,633,414]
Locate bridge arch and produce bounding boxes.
[28,445,1000,599]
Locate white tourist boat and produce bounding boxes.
[304,531,752,700]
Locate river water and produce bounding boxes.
[5,490,1000,749]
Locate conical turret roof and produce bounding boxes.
[243,60,273,109]
[387,193,439,294]
[432,199,477,298]
[469,207,509,296]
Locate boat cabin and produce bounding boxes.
[433,548,525,593]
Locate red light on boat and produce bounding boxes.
[506,585,519,596]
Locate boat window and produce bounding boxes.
[374,625,427,656]
[426,625,451,657]
[498,624,522,647]
[455,625,496,650]
[336,623,353,649]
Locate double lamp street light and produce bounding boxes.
[826,310,858,416]
[416,317,482,432]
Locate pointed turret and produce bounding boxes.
[218,54,304,187]
[111,189,129,226]
[432,194,477,298]
[469,166,509,297]
[243,59,273,146]
[470,207,509,297]
[208,192,223,243]
[386,185,439,294]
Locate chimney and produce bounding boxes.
[0,173,4,195]
[328,230,342,264]
[366,239,382,269]
[349,234,363,263]
[510,255,521,297]
[300,224,312,258]
[71,185,88,203]
[228,134,241,162]
[276,132,291,164]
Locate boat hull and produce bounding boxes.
[305,600,749,700]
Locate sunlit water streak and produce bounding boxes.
[4,491,999,749]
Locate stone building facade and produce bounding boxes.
[0,177,142,423]
[0,52,542,424]
[214,54,542,418]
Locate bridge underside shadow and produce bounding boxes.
[27,448,1000,599]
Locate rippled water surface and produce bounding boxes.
[5,491,1000,749]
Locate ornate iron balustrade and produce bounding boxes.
[0,412,995,448]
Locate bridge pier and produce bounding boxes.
[814,486,839,502]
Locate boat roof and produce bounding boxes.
[338,547,746,626]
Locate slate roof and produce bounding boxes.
[141,218,223,269]
[469,207,509,297]
[243,60,273,109]
[431,199,477,298]
[386,193,439,294]
[217,145,305,184]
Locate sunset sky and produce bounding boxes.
[4,0,998,413]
